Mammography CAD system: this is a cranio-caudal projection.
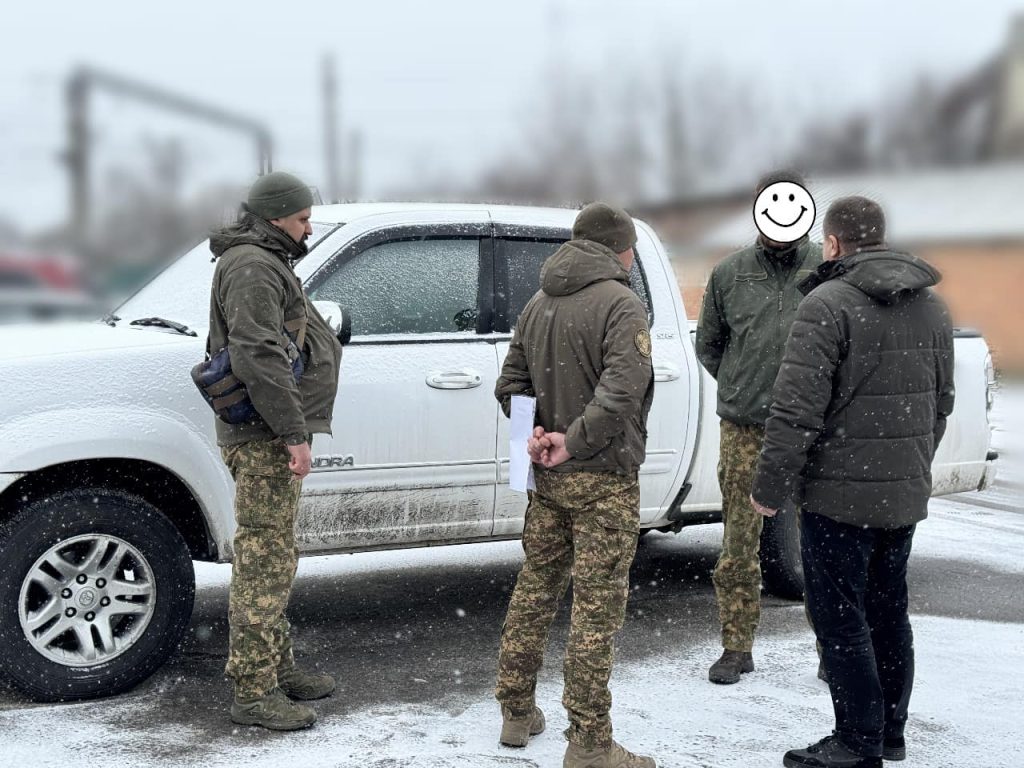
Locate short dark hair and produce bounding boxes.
[755,168,806,197]
[823,196,886,250]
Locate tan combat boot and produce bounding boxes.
[563,739,656,768]
[231,687,317,730]
[499,705,546,747]
[277,666,336,700]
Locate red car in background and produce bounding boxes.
[0,252,98,323]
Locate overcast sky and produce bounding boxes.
[2,0,1023,233]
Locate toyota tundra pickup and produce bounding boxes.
[0,204,998,701]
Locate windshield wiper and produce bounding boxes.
[129,316,198,337]
[102,312,121,327]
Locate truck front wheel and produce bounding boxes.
[0,488,195,701]
[759,502,804,600]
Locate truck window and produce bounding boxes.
[496,238,653,331]
[309,237,481,336]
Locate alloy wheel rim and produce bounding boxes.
[18,533,157,667]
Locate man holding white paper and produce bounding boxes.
[493,202,656,768]
[509,394,537,493]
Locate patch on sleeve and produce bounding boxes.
[634,329,652,358]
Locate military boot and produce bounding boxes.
[499,705,546,747]
[783,735,882,768]
[882,736,906,761]
[231,687,317,731]
[563,739,656,768]
[708,650,754,684]
[277,666,336,700]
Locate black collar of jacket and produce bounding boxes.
[799,259,845,296]
[797,245,894,296]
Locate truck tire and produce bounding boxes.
[0,488,195,701]
[759,502,804,600]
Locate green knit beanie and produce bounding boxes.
[246,172,315,220]
[572,202,637,253]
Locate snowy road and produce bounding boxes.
[1,389,1020,768]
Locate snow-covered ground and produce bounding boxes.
[3,611,1021,768]
[2,388,1021,768]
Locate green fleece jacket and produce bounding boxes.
[695,236,821,426]
[207,213,342,447]
[495,239,654,476]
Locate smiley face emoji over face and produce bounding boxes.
[753,181,816,243]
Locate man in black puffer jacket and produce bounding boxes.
[751,197,954,768]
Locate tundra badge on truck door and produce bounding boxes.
[312,455,355,469]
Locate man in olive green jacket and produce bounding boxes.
[695,170,821,684]
[494,203,656,768]
[207,172,342,730]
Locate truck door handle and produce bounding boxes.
[426,369,483,390]
[653,364,680,383]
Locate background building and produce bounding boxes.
[637,19,1024,374]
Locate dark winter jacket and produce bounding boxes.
[695,237,821,426]
[208,212,342,447]
[495,239,654,476]
[752,249,955,528]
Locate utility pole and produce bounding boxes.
[348,130,363,201]
[61,65,275,260]
[65,70,90,255]
[322,55,341,203]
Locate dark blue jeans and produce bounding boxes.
[801,509,916,758]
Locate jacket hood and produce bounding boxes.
[209,210,307,262]
[800,248,941,305]
[540,239,630,297]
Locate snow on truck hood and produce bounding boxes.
[0,320,202,363]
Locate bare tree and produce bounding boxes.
[79,136,235,295]
[470,38,1003,206]
[876,76,945,168]
[794,114,873,174]
[662,61,692,199]
[601,74,653,202]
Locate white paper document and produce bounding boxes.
[509,395,537,493]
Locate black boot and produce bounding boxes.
[708,650,754,684]
[783,735,881,768]
[882,736,905,761]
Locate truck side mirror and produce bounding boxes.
[337,307,352,346]
[312,300,353,346]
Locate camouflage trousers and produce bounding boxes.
[222,438,303,700]
[496,469,640,749]
[712,420,765,653]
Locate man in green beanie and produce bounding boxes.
[494,202,656,768]
[206,171,342,730]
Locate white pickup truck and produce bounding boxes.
[0,204,998,702]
